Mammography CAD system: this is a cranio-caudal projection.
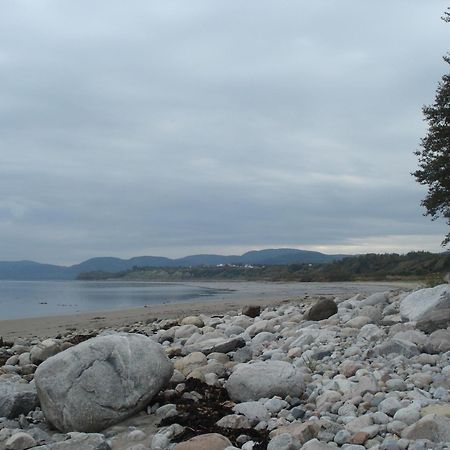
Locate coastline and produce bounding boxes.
[0,295,294,341]
[0,280,419,340]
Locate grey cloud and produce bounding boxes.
[0,0,448,263]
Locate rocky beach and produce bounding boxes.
[0,283,449,450]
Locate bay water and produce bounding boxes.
[0,279,414,321]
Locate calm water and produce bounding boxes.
[0,281,233,320]
[0,280,415,321]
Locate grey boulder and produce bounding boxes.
[360,291,389,307]
[34,332,173,433]
[242,305,261,318]
[30,338,63,364]
[400,284,450,323]
[401,413,450,442]
[305,298,337,321]
[226,360,305,402]
[424,329,450,353]
[0,380,39,419]
[372,338,419,358]
[184,336,245,355]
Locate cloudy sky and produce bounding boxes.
[0,1,449,264]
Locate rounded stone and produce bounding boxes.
[34,332,173,432]
[172,433,232,450]
[226,361,305,402]
[4,432,37,450]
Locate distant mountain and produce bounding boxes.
[0,248,346,280]
[0,261,70,280]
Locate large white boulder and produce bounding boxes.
[34,332,173,432]
[226,361,305,402]
[400,285,450,323]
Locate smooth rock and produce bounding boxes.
[345,316,372,328]
[305,298,338,321]
[233,402,270,423]
[180,316,204,327]
[345,415,373,434]
[360,292,389,306]
[267,433,300,450]
[172,433,232,450]
[30,339,62,365]
[421,403,450,418]
[373,339,419,358]
[216,414,252,429]
[358,324,384,342]
[242,305,261,318]
[424,329,450,353]
[185,337,245,355]
[401,413,450,442]
[252,332,277,345]
[4,432,36,450]
[378,397,403,416]
[270,421,323,444]
[393,406,420,425]
[302,438,336,450]
[400,284,450,323]
[33,432,110,449]
[34,332,173,432]
[0,381,38,419]
[226,361,304,402]
[174,352,207,376]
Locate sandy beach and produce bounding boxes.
[0,281,418,340]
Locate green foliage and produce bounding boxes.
[76,251,450,283]
[413,8,450,247]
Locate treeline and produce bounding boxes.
[77,251,450,283]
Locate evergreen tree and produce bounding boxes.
[413,9,450,247]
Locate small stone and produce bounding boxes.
[421,403,450,418]
[387,420,407,435]
[393,406,420,425]
[242,305,261,318]
[373,411,390,424]
[350,431,369,445]
[30,338,62,364]
[216,414,252,429]
[4,432,36,450]
[305,298,338,321]
[302,438,336,450]
[226,361,304,402]
[180,316,204,327]
[401,413,450,442]
[334,430,351,445]
[345,415,373,434]
[380,439,400,450]
[172,433,232,450]
[233,402,270,423]
[267,433,301,450]
[378,397,402,416]
[174,352,208,376]
[385,379,407,391]
[264,397,289,414]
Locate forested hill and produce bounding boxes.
[0,248,343,280]
[77,251,450,283]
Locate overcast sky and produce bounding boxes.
[0,1,449,264]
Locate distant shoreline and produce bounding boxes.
[0,280,418,341]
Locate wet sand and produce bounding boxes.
[0,281,418,340]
